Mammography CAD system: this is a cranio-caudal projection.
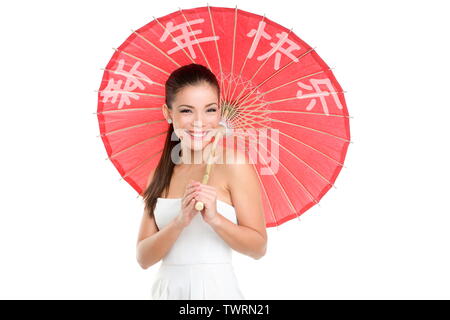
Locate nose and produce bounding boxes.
[192,119,205,130]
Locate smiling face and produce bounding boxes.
[163,82,220,152]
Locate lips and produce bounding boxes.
[186,130,210,139]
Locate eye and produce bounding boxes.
[207,108,217,112]
[180,109,192,113]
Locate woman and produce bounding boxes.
[136,63,267,300]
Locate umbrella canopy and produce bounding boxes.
[96,5,351,228]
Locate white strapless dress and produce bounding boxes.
[150,197,245,300]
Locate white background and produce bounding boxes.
[1,0,449,299]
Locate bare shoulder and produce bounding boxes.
[214,146,253,187]
[224,148,258,195]
[223,148,266,239]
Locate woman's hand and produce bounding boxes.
[194,182,220,225]
[175,180,201,228]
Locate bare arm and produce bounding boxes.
[208,153,267,260]
[208,212,267,260]
[135,170,184,269]
[136,173,200,269]
[136,213,184,269]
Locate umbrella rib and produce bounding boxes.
[229,102,271,128]
[224,5,239,103]
[207,4,224,109]
[238,90,345,113]
[98,119,125,125]
[178,7,213,71]
[131,30,181,68]
[269,117,350,143]
[248,109,351,118]
[241,69,328,108]
[241,129,318,205]
[257,134,318,205]
[232,130,298,216]
[100,119,166,137]
[101,68,165,88]
[95,107,162,115]
[236,92,347,125]
[233,118,341,186]
[235,111,349,143]
[226,12,266,103]
[239,91,336,116]
[229,27,296,108]
[229,17,282,106]
[113,48,171,76]
[260,122,344,166]
[230,112,268,129]
[242,141,279,229]
[236,47,316,108]
[120,148,164,179]
[96,89,165,99]
[152,15,196,64]
[226,135,278,228]
[232,103,349,127]
[108,131,168,159]
[223,116,345,167]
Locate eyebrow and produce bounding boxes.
[177,102,218,109]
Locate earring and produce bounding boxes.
[167,119,172,124]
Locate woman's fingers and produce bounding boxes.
[194,194,214,205]
[196,188,216,198]
[183,186,198,205]
[188,198,196,211]
[183,183,199,197]
[182,190,198,208]
[183,181,201,198]
[182,182,217,208]
[189,198,201,219]
[198,183,214,190]
[190,200,200,215]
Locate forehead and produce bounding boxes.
[173,83,218,104]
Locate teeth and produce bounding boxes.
[188,131,208,138]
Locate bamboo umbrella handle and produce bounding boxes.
[194,124,226,211]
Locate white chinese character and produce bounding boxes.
[246,21,271,59]
[101,59,152,109]
[160,19,219,59]
[296,78,343,116]
[247,21,301,70]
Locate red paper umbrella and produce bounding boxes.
[96,5,351,228]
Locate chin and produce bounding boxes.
[183,140,210,151]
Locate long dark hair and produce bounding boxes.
[141,63,220,219]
